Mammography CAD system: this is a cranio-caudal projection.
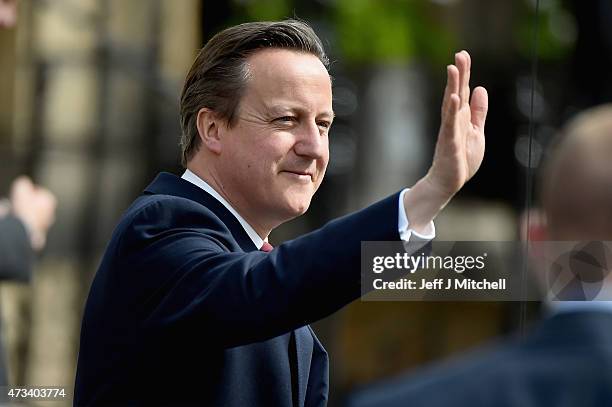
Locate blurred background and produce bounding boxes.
[0,0,610,405]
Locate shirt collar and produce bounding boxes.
[544,279,612,315]
[546,300,612,316]
[181,169,265,249]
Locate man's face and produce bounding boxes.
[216,48,333,229]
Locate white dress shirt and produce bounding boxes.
[182,169,265,249]
[182,169,435,249]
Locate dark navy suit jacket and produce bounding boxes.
[75,172,403,406]
[348,310,612,407]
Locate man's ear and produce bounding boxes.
[196,108,223,155]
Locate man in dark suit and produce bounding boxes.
[0,176,55,387]
[74,20,488,406]
[347,104,612,407]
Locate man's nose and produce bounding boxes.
[293,121,327,159]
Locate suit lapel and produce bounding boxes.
[143,172,257,252]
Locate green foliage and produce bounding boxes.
[515,0,575,60]
[334,0,456,65]
[236,0,292,21]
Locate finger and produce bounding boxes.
[464,50,471,104]
[454,52,464,105]
[470,86,488,129]
[442,65,459,118]
[449,94,461,122]
[440,93,461,141]
[441,66,452,114]
[455,51,470,107]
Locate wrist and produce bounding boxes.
[403,175,453,232]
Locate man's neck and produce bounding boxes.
[185,165,272,240]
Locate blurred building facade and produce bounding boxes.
[0,0,609,405]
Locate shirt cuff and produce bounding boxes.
[398,188,436,242]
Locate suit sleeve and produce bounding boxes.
[0,215,34,282]
[110,193,402,348]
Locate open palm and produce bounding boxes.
[427,51,488,197]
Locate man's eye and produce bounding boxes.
[275,116,296,123]
[317,121,331,129]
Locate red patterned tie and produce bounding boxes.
[260,241,273,252]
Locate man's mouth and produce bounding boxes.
[281,170,313,182]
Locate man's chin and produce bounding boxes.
[288,203,310,218]
[276,197,312,220]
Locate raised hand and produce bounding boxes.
[10,176,57,251]
[426,50,488,198]
[403,51,488,233]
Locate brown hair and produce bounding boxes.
[179,19,329,166]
